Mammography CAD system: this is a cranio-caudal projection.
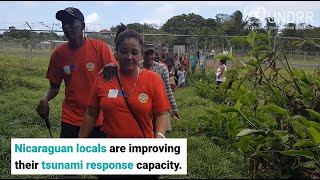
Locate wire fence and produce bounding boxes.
[0,26,319,66]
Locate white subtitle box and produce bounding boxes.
[11,138,187,175]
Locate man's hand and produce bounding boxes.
[99,63,118,82]
[172,111,180,120]
[36,99,49,120]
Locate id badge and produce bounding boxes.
[108,89,118,98]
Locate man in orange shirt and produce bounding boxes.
[36,7,118,138]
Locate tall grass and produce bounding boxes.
[0,54,63,179]
[164,87,249,179]
[0,54,247,179]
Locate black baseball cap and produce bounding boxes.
[56,7,84,23]
[144,42,156,53]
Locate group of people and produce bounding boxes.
[35,6,228,178]
[189,49,228,85]
[36,7,180,179]
[170,53,189,90]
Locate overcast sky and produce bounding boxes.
[0,1,319,32]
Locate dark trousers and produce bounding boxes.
[60,121,104,138]
[59,123,159,179]
[59,122,105,179]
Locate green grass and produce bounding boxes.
[0,54,251,179]
[0,47,54,53]
[0,54,63,179]
[7,52,318,179]
[1,51,316,179]
[163,87,249,179]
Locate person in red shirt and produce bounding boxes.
[36,7,118,139]
[79,25,169,180]
[181,54,190,77]
[79,24,170,139]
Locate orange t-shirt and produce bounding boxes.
[46,38,118,127]
[88,69,171,138]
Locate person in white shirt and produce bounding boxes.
[216,59,227,85]
[177,65,186,87]
[209,49,215,60]
[222,50,228,55]
[199,51,206,73]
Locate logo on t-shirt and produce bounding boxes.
[138,93,148,103]
[63,64,76,75]
[86,61,95,71]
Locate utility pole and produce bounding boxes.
[26,22,33,64]
[143,23,145,42]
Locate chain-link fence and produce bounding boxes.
[1,28,319,67]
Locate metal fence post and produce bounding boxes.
[26,22,33,64]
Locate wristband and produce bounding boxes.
[156,132,166,138]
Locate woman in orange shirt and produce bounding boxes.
[79,24,170,139]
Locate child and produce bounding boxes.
[216,59,227,85]
[169,71,176,92]
[177,65,186,87]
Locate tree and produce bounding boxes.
[38,32,59,40]
[162,13,207,35]
[214,11,247,36]
[9,26,16,31]
[303,25,320,38]
[244,17,263,33]
[87,32,112,45]
[281,23,303,37]
[205,18,218,30]
[161,13,208,45]
[3,29,37,40]
[215,13,230,25]
[110,23,159,34]
[232,10,245,35]
[110,23,173,47]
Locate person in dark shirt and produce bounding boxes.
[196,50,200,60]
[160,43,175,73]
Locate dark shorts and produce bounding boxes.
[216,81,223,85]
[60,121,105,138]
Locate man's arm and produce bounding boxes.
[36,82,60,119]
[44,82,60,101]
[161,66,179,119]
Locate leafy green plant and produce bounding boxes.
[194,81,224,104]
[197,30,320,178]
